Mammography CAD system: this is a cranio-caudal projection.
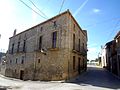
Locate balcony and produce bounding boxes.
[8,47,26,54]
[34,47,49,55]
[72,48,87,56]
[35,46,59,52]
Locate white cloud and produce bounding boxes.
[93,8,101,13]
[74,0,89,17]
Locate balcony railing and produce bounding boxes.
[34,46,59,52]
[72,48,87,56]
[8,47,26,54]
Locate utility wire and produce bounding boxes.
[28,0,48,18]
[19,0,47,19]
[40,0,50,11]
[105,20,120,43]
[19,0,57,24]
[27,0,57,25]
[19,0,67,30]
[59,0,66,14]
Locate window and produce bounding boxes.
[118,55,120,69]
[10,60,12,64]
[15,69,17,73]
[79,39,80,52]
[23,40,26,52]
[78,58,81,73]
[16,58,18,64]
[40,27,43,32]
[83,43,84,50]
[39,36,42,50]
[17,42,20,52]
[21,56,24,64]
[73,56,75,70]
[73,24,75,31]
[83,58,84,69]
[38,59,40,63]
[52,31,57,48]
[53,21,57,27]
[73,34,75,50]
[11,43,14,54]
[79,31,80,36]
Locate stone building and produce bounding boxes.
[105,40,117,74]
[5,10,88,80]
[101,46,107,68]
[114,31,120,77]
[101,31,120,78]
[0,55,6,75]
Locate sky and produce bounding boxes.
[0,0,120,60]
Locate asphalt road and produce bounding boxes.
[0,65,120,90]
[69,65,120,90]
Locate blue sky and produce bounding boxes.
[0,0,120,60]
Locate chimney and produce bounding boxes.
[13,29,17,36]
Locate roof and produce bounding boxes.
[114,31,120,39]
[10,9,86,39]
[105,40,116,48]
[105,40,113,46]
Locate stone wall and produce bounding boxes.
[5,10,87,80]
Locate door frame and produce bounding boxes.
[20,70,24,80]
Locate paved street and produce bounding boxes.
[69,65,120,90]
[0,65,120,90]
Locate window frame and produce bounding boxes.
[39,36,42,50]
[73,56,75,70]
[52,31,57,48]
[73,34,75,50]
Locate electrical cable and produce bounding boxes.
[28,0,48,18]
[105,20,120,43]
[59,0,66,14]
[19,0,47,19]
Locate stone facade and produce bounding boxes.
[101,46,107,68]
[5,10,88,80]
[114,31,120,77]
[101,31,120,78]
[0,55,6,75]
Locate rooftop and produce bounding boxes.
[10,9,86,39]
[114,31,120,39]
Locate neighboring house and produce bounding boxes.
[105,40,118,74]
[101,46,107,68]
[0,52,6,75]
[5,10,88,81]
[114,31,120,77]
[0,52,5,62]
[0,56,6,75]
[101,31,120,78]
